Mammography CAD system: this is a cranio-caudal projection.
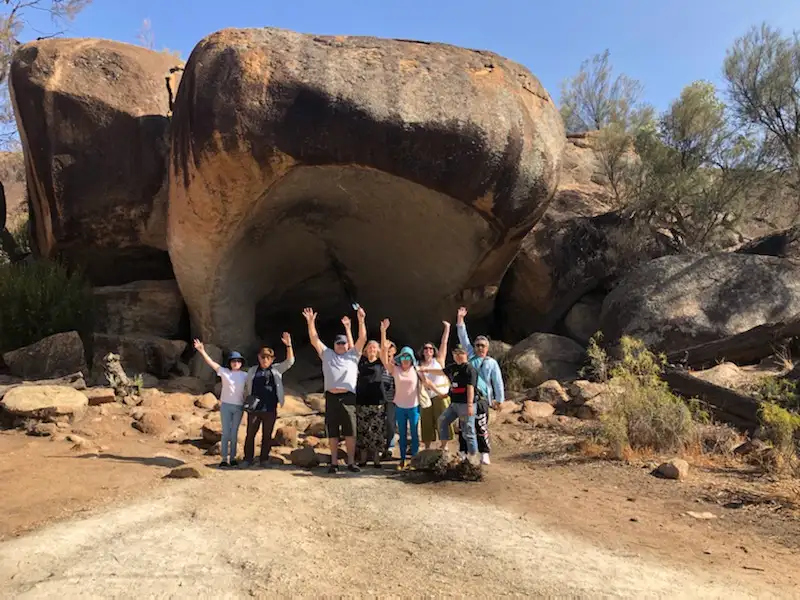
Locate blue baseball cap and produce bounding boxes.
[228,351,244,364]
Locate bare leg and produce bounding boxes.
[345,436,356,465]
[327,438,339,465]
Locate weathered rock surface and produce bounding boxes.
[737,225,800,260]
[522,401,556,420]
[189,342,222,388]
[9,38,183,284]
[563,292,604,345]
[289,446,320,468]
[2,331,87,380]
[1,385,88,419]
[505,333,585,387]
[93,280,185,337]
[304,393,326,414]
[600,253,800,352]
[168,27,564,351]
[84,387,116,406]
[92,334,187,378]
[535,380,569,406]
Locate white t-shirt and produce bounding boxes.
[421,358,449,396]
[321,346,360,393]
[216,367,248,406]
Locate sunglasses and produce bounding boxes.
[423,346,435,351]
[258,354,273,359]
[335,341,347,346]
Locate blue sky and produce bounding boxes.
[20,0,800,111]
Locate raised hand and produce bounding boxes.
[380,318,390,331]
[457,307,468,319]
[193,339,204,352]
[357,306,366,320]
[442,320,451,328]
[302,307,317,323]
[281,332,292,346]
[341,315,351,327]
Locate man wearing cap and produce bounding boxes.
[303,305,367,473]
[418,343,479,460]
[456,306,505,465]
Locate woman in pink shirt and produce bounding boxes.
[379,318,420,470]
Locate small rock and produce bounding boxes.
[206,441,221,456]
[84,387,117,406]
[655,458,690,481]
[194,393,219,411]
[201,421,223,444]
[733,439,767,456]
[410,449,446,470]
[522,401,555,420]
[495,400,521,414]
[27,422,57,437]
[305,393,326,413]
[301,435,321,448]
[289,446,320,468]
[267,454,287,465]
[165,465,205,479]
[274,426,298,448]
[131,411,173,437]
[686,511,717,520]
[535,380,569,406]
[305,415,326,438]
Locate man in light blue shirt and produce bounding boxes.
[456,306,505,465]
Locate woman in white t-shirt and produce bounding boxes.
[193,339,248,468]
[418,321,455,449]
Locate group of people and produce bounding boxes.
[194,304,505,473]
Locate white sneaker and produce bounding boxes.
[481,453,491,465]
[458,451,467,461]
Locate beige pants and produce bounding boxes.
[420,394,453,443]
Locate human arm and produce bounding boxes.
[437,321,451,365]
[354,306,367,354]
[417,366,446,376]
[273,332,296,374]
[341,316,354,350]
[490,359,505,404]
[379,319,395,375]
[192,339,222,372]
[456,306,475,358]
[302,308,325,358]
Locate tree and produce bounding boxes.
[724,23,800,190]
[559,49,651,134]
[135,17,180,59]
[629,81,769,250]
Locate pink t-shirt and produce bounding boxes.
[392,366,419,409]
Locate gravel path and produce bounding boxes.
[0,466,791,598]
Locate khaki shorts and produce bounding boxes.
[324,391,357,438]
[420,394,453,443]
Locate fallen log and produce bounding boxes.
[0,371,86,400]
[662,366,760,432]
[665,315,800,370]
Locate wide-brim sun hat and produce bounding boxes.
[395,346,417,366]
[228,351,245,365]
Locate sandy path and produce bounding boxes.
[0,467,792,599]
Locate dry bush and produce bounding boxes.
[757,402,800,474]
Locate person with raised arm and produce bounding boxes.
[241,333,295,468]
[303,305,367,474]
[193,339,248,468]
[418,321,455,449]
[381,339,398,459]
[379,318,421,471]
[417,343,479,461]
[355,339,388,468]
[455,306,505,465]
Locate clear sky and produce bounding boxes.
[20,0,800,111]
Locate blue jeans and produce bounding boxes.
[439,403,477,455]
[395,405,420,461]
[220,402,244,463]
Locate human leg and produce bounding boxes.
[228,404,244,464]
[244,411,261,464]
[408,405,420,457]
[341,394,358,469]
[384,401,396,458]
[437,403,459,451]
[457,405,478,456]
[396,406,410,462]
[419,404,435,449]
[475,399,491,463]
[324,391,343,470]
[259,411,278,462]
[219,402,234,465]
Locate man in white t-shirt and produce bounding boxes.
[193,340,248,468]
[303,305,367,474]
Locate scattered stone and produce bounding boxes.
[305,415,326,438]
[304,393,326,414]
[2,331,87,380]
[201,421,223,444]
[282,393,314,417]
[194,393,219,411]
[522,401,556,420]
[576,394,615,420]
[1,385,88,420]
[686,511,717,520]
[27,421,57,437]
[566,380,609,406]
[301,435,321,448]
[267,454,288,465]
[274,426,298,448]
[289,446,320,468]
[655,458,690,481]
[84,387,116,406]
[132,411,173,437]
[410,449,446,471]
[495,400,521,414]
[535,380,569,406]
[165,465,206,479]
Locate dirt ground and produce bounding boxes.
[1,410,800,598]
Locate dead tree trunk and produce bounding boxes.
[665,315,800,370]
[662,366,760,432]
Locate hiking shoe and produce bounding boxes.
[328,465,339,474]
[229,459,239,468]
[347,464,362,473]
[381,450,393,461]
[218,461,230,469]
[481,453,491,465]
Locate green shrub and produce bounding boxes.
[751,376,799,412]
[758,402,800,462]
[0,259,94,353]
[580,331,610,382]
[601,336,697,457]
